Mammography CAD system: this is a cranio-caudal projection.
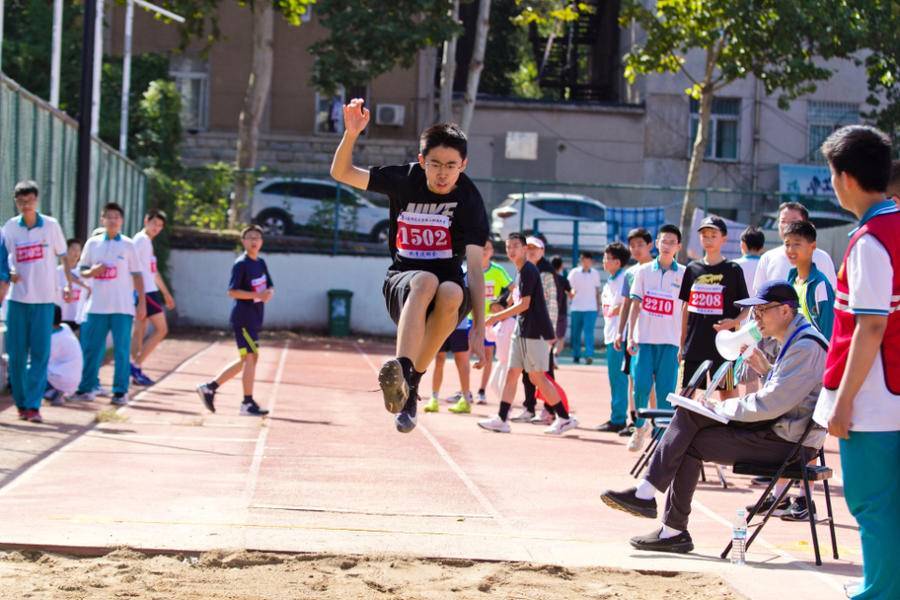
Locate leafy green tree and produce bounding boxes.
[160,0,314,227]
[308,0,460,95]
[858,0,900,151]
[620,0,867,255]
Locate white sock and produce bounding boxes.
[635,478,659,500]
[659,524,684,539]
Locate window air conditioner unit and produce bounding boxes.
[375,104,405,127]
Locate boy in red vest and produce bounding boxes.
[814,125,899,600]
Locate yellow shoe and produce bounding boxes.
[448,396,471,414]
[424,396,440,413]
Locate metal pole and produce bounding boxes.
[76,0,98,241]
[332,185,342,255]
[90,0,104,137]
[0,0,5,73]
[119,0,133,154]
[50,0,63,107]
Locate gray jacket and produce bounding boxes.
[717,315,828,449]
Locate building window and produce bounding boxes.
[689,97,741,161]
[807,101,858,163]
[170,58,209,132]
[314,85,367,135]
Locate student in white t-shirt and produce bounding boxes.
[813,126,899,600]
[130,210,176,386]
[56,238,91,329]
[567,250,602,364]
[752,202,836,294]
[1,180,73,423]
[596,242,631,432]
[72,202,146,406]
[46,306,84,405]
[626,225,685,452]
[734,226,765,296]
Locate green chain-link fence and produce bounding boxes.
[0,75,147,237]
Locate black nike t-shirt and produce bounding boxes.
[517,261,556,340]
[368,163,489,284]
[678,259,749,361]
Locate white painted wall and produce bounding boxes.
[169,249,398,335]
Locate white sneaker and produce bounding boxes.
[71,391,96,402]
[92,385,112,398]
[444,391,463,404]
[510,409,535,422]
[627,424,649,452]
[475,391,488,405]
[530,407,553,425]
[544,416,579,435]
[477,415,511,433]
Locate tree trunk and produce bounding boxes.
[231,0,275,229]
[460,0,491,134]
[438,0,460,124]
[678,45,720,262]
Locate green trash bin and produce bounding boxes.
[327,289,354,337]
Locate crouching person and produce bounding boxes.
[601,281,827,553]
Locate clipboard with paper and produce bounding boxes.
[667,360,733,424]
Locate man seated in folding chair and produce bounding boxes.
[600,281,828,554]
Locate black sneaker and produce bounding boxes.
[595,420,627,433]
[746,493,791,516]
[573,357,580,364]
[618,424,636,437]
[240,400,269,416]
[395,410,417,433]
[585,357,593,365]
[600,487,658,519]
[197,383,216,413]
[780,496,816,521]
[378,359,409,414]
[630,528,694,554]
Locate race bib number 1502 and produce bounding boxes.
[396,212,452,260]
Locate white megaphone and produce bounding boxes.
[715,321,763,361]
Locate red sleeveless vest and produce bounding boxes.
[823,208,900,394]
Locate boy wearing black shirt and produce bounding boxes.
[678,217,749,399]
[478,233,577,435]
[331,99,488,433]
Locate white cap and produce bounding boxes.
[525,236,545,249]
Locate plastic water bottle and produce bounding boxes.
[731,509,747,565]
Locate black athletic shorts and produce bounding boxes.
[145,291,165,317]
[440,327,470,353]
[682,358,735,392]
[382,270,471,327]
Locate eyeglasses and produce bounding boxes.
[424,160,462,173]
[750,303,782,318]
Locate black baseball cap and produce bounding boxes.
[697,216,728,235]
[734,280,798,308]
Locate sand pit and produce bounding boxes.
[0,548,743,599]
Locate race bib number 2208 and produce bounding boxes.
[396,212,452,260]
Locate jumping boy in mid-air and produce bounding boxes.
[197,225,273,417]
[330,99,488,433]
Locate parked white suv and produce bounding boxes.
[491,192,608,249]
[250,177,390,241]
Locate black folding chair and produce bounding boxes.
[629,360,713,479]
[721,421,838,566]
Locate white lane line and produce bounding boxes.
[353,343,533,560]
[242,340,290,506]
[0,341,219,497]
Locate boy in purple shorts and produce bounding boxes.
[197,225,273,416]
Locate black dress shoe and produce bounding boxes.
[630,528,694,553]
[395,410,417,433]
[595,420,627,433]
[600,487,658,519]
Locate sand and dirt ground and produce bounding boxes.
[0,548,742,600]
